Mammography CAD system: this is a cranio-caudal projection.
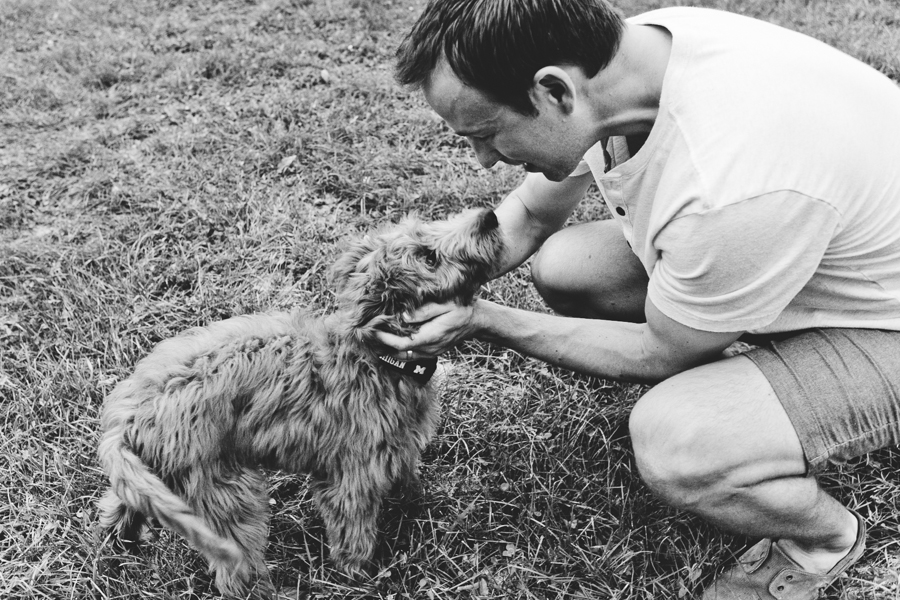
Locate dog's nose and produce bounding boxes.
[481,210,499,230]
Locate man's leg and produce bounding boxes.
[530,219,648,322]
[629,355,859,579]
[533,220,866,593]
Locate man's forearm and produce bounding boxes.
[470,299,719,384]
[492,191,558,277]
[492,171,595,277]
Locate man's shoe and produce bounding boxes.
[701,511,866,600]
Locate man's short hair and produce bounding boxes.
[395,0,625,115]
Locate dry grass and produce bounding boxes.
[1,0,898,598]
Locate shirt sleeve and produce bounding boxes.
[647,191,842,332]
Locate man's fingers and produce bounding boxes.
[374,330,440,360]
[404,301,456,324]
[375,301,471,357]
[374,330,412,350]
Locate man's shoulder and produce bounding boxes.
[628,6,752,27]
[628,6,802,50]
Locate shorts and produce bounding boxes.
[743,328,900,472]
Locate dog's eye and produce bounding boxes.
[421,249,438,268]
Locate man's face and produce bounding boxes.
[423,61,585,182]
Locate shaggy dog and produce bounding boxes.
[97,208,505,598]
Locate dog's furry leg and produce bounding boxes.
[97,488,148,553]
[98,426,246,588]
[187,468,274,599]
[99,445,242,563]
[310,460,391,575]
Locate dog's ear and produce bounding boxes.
[338,273,414,347]
[344,266,414,330]
[344,276,387,328]
[330,233,390,315]
[329,234,376,292]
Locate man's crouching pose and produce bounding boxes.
[379,0,900,598]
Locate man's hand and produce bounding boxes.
[374,301,479,359]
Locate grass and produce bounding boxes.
[1,0,899,598]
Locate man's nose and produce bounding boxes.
[469,138,501,169]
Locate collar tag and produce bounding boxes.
[378,355,438,384]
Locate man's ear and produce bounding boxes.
[529,66,577,114]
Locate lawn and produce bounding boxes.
[1,0,899,598]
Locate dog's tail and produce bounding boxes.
[97,426,243,569]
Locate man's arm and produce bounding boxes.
[377,168,741,383]
[492,170,595,276]
[380,294,743,385]
[472,296,743,383]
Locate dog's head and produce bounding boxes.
[330,208,505,342]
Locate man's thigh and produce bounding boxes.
[531,219,648,322]
[630,354,808,490]
[632,327,900,490]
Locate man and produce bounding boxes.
[379,0,900,598]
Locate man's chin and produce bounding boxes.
[524,163,568,182]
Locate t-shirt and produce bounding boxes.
[573,7,900,334]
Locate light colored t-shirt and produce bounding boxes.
[574,7,900,334]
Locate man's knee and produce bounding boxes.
[530,234,578,312]
[629,380,731,509]
[630,356,810,519]
[530,221,648,321]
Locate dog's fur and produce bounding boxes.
[96,208,505,598]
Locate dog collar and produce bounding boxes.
[377,355,438,384]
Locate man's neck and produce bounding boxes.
[583,22,672,138]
